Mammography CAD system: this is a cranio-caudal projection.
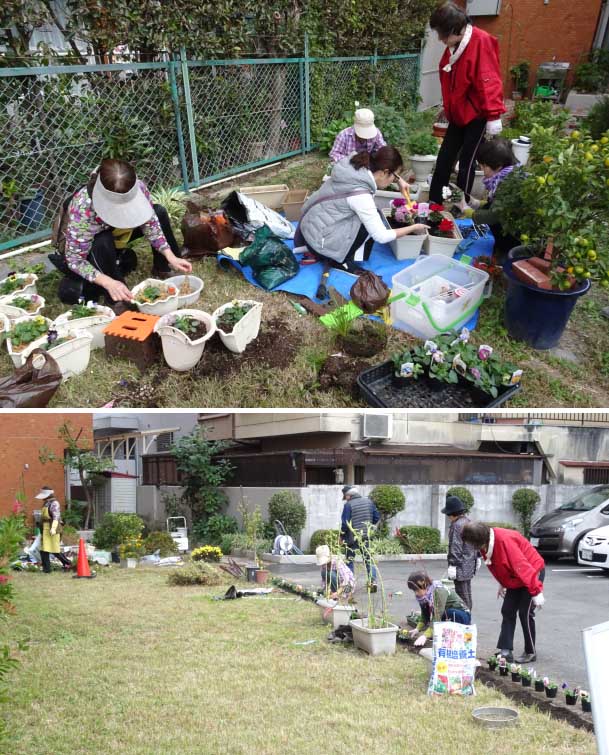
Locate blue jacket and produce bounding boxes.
[340,493,380,542]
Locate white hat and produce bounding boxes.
[35,486,54,499]
[353,108,378,140]
[316,544,331,566]
[92,173,153,228]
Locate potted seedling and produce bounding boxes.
[40,326,94,379]
[510,663,522,682]
[212,299,263,354]
[53,300,115,350]
[562,683,579,706]
[131,279,179,315]
[498,656,509,677]
[423,208,463,258]
[154,309,216,371]
[0,293,45,321]
[580,690,592,713]
[5,315,52,367]
[534,672,545,692]
[487,654,499,671]
[349,525,398,656]
[164,274,204,308]
[0,272,38,299]
[119,535,145,568]
[382,199,427,259]
[543,677,558,698]
[407,131,439,183]
[520,667,533,687]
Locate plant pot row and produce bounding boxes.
[489,662,592,711]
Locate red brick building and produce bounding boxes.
[467,0,604,93]
[0,414,93,519]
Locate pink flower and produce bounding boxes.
[12,500,22,514]
[391,198,407,208]
[0,575,9,585]
[478,345,493,360]
[470,367,481,380]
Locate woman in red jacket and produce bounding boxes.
[462,522,545,664]
[428,3,506,204]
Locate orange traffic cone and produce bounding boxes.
[73,538,96,579]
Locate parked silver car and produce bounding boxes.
[529,485,609,559]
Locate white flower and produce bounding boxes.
[442,186,452,200]
[424,340,438,354]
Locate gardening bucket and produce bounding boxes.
[255,568,269,584]
[331,604,355,630]
[246,566,260,582]
[503,249,590,350]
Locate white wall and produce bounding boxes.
[418,25,444,111]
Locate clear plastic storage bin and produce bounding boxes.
[390,254,489,339]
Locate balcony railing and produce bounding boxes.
[459,413,609,426]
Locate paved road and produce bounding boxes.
[269,558,609,689]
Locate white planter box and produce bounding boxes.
[409,154,437,184]
[0,294,45,321]
[132,278,179,316]
[120,558,137,569]
[238,184,289,210]
[154,308,216,371]
[164,275,204,308]
[349,618,398,656]
[53,305,115,350]
[0,273,38,300]
[212,300,263,354]
[5,315,53,368]
[381,210,427,260]
[511,139,532,167]
[316,598,336,624]
[41,328,93,379]
[332,604,356,630]
[423,213,463,258]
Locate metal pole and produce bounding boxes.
[304,32,311,152]
[168,57,190,191]
[180,46,200,186]
[372,44,378,105]
[299,59,306,155]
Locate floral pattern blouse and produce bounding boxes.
[64,181,170,281]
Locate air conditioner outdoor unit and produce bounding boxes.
[362,414,393,440]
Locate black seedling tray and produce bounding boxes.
[357,361,521,409]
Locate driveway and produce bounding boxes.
[269,557,609,689]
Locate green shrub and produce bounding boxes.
[167,562,224,586]
[373,103,408,147]
[446,487,475,513]
[484,521,518,530]
[406,131,438,156]
[583,96,609,140]
[92,513,145,550]
[372,537,404,555]
[191,545,223,562]
[62,500,87,529]
[511,488,541,537]
[220,533,238,555]
[510,99,569,135]
[309,529,341,553]
[370,485,405,536]
[268,491,306,539]
[396,525,442,554]
[193,514,238,545]
[226,533,272,557]
[318,116,352,154]
[574,50,609,93]
[61,525,80,546]
[144,531,179,557]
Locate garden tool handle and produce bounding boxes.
[316,260,331,300]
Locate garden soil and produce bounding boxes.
[318,355,370,398]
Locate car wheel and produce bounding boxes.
[572,535,588,561]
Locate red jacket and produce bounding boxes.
[482,528,545,595]
[438,26,506,127]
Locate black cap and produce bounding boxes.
[342,485,354,495]
[442,495,466,516]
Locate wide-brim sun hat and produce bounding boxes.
[35,487,54,499]
[441,495,466,516]
[92,173,153,228]
[316,544,331,566]
[353,108,378,140]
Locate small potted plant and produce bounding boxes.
[510,663,522,682]
[543,677,558,698]
[381,199,427,260]
[562,683,579,706]
[255,555,270,584]
[487,654,499,671]
[534,672,545,692]
[580,690,592,713]
[40,326,94,379]
[131,279,179,315]
[0,293,45,320]
[53,300,115,350]
[498,656,509,677]
[212,299,263,354]
[407,131,439,183]
[5,315,52,367]
[424,214,463,257]
[154,309,216,371]
[520,667,533,687]
[164,274,204,308]
[0,272,38,299]
[119,535,145,568]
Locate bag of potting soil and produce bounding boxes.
[350,271,390,313]
[222,191,295,240]
[239,226,299,290]
[0,348,62,408]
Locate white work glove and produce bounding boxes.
[447,565,457,580]
[409,628,419,639]
[476,557,482,572]
[532,593,545,608]
[486,118,503,136]
[50,522,58,536]
[414,634,427,647]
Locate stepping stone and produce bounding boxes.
[549,347,578,363]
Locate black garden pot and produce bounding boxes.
[499,667,509,677]
[582,699,592,713]
[521,677,531,687]
[511,672,521,682]
[545,687,558,699]
[534,680,545,692]
[565,696,578,706]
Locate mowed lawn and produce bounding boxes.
[0,569,596,755]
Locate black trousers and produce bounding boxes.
[497,568,545,654]
[429,118,487,204]
[57,204,181,305]
[296,217,376,269]
[40,550,72,573]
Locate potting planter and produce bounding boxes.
[40,328,93,379]
[246,566,260,582]
[545,687,558,699]
[381,209,427,260]
[5,315,53,368]
[349,618,398,656]
[521,676,532,687]
[53,305,115,350]
[132,278,179,316]
[503,249,590,350]
[255,568,270,584]
[499,667,509,677]
[565,696,578,706]
[374,189,403,213]
[409,154,437,183]
[331,604,356,630]
[120,558,137,569]
[283,189,310,221]
[212,300,263,354]
[316,598,336,624]
[164,275,204,308]
[534,680,545,692]
[423,215,463,258]
[511,137,532,166]
[154,309,216,371]
[0,273,38,300]
[581,698,592,713]
[0,294,45,321]
[511,672,521,682]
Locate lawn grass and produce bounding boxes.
[1,568,596,755]
[1,151,608,408]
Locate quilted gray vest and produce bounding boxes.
[349,494,376,535]
[299,157,377,262]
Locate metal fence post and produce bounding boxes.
[299,58,306,155]
[304,32,311,152]
[372,44,378,105]
[180,46,200,186]
[167,57,190,191]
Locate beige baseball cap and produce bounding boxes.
[353,108,378,140]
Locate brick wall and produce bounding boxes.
[0,414,93,520]
[472,0,603,93]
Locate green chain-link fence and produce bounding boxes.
[0,50,419,252]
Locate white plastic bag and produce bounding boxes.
[223,191,295,239]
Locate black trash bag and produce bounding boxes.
[239,226,299,290]
[0,348,62,408]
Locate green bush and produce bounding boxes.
[406,131,439,157]
[92,513,145,550]
[583,96,609,140]
[484,521,519,530]
[511,488,541,537]
[373,103,408,147]
[574,50,609,93]
[225,533,272,557]
[167,562,224,586]
[396,525,442,554]
[220,533,238,555]
[372,537,404,555]
[446,487,475,513]
[510,100,569,136]
[268,491,306,539]
[370,485,405,536]
[193,514,238,545]
[318,116,352,154]
[309,529,341,553]
[144,531,179,557]
[62,500,87,529]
